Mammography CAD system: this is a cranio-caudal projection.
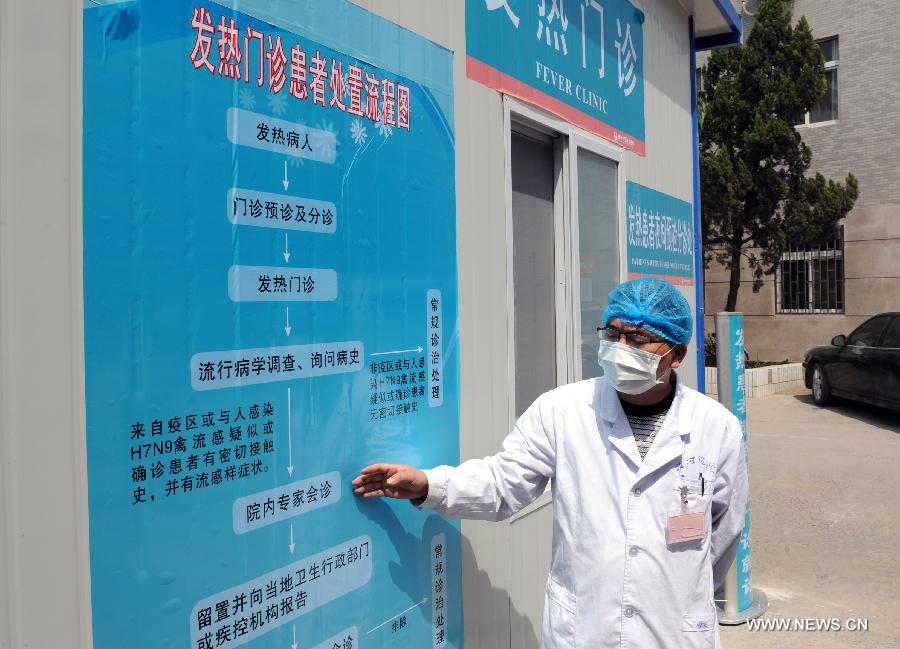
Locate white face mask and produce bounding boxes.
[596,339,675,395]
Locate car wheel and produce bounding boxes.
[811,364,832,406]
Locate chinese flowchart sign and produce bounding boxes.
[625,181,695,286]
[466,0,646,154]
[83,2,461,648]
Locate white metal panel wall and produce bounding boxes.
[508,502,554,648]
[0,1,696,648]
[0,2,92,649]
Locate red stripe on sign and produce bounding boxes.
[466,56,646,157]
[628,272,695,287]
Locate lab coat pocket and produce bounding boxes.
[542,576,576,649]
[674,478,713,513]
[683,613,715,632]
[667,480,713,548]
[682,612,716,648]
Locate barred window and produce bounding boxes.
[776,229,844,313]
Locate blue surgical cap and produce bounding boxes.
[601,277,693,345]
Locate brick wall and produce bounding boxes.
[699,0,900,361]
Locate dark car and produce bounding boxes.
[802,312,900,412]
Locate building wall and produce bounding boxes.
[702,0,900,362]
[0,2,700,648]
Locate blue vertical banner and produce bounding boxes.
[625,181,695,286]
[466,0,646,154]
[83,2,461,649]
[727,319,754,611]
[715,312,766,623]
[714,312,755,616]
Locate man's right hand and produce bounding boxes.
[351,463,428,500]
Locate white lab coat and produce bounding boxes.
[418,374,748,649]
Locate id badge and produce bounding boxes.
[667,511,706,544]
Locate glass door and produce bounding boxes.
[568,137,620,380]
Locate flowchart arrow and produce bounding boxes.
[283,159,290,191]
[287,387,294,476]
[291,623,298,649]
[289,524,295,555]
[371,346,423,357]
[283,232,291,262]
[285,306,292,336]
[366,597,428,635]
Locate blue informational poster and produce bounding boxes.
[625,181,695,287]
[83,2,461,648]
[466,0,645,154]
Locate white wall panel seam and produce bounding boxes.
[71,2,94,647]
[0,0,17,644]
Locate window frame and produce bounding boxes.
[775,229,845,315]
[797,35,839,127]
[502,96,623,426]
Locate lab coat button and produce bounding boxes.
[632,487,642,496]
[629,546,639,557]
[624,606,635,617]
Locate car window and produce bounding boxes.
[881,318,900,349]
[847,316,890,347]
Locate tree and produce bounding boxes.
[699,0,857,312]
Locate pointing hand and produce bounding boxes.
[352,463,428,500]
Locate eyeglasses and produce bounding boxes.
[597,325,666,347]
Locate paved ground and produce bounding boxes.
[720,388,900,649]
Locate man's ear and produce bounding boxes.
[670,344,688,368]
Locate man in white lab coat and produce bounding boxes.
[353,277,748,649]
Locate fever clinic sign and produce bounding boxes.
[466,0,646,154]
